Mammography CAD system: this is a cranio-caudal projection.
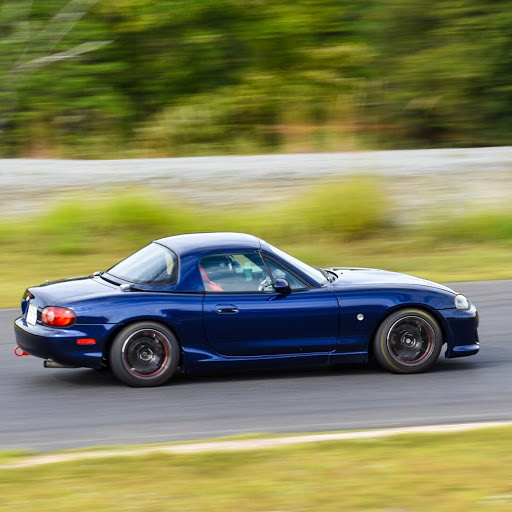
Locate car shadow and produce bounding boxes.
[48,363,375,387]
[48,368,122,387]
[43,357,483,387]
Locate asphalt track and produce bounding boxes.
[1,280,510,453]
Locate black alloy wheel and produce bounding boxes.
[373,308,443,374]
[110,322,180,387]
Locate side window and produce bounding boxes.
[263,257,309,290]
[199,252,272,292]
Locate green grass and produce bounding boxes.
[428,210,512,243]
[286,237,512,283]
[1,180,512,307]
[0,449,34,465]
[3,235,511,308]
[3,426,512,511]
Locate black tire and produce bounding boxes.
[373,308,443,374]
[109,321,180,387]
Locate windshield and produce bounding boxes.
[107,243,178,285]
[268,245,328,285]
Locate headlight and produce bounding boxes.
[455,294,471,310]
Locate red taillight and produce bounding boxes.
[41,307,76,327]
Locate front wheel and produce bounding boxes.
[109,322,180,387]
[373,309,443,374]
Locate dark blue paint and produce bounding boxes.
[14,319,110,368]
[13,232,480,373]
[203,288,339,356]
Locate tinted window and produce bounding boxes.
[200,252,272,292]
[263,257,308,290]
[107,243,178,285]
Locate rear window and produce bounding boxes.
[107,243,178,285]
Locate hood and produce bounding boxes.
[28,275,118,306]
[327,267,456,294]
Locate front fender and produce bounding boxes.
[332,285,458,353]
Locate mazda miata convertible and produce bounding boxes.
[14,232,479,387]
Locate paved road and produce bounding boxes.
[1,280,510,453]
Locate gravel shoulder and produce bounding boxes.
[2,147,512,221]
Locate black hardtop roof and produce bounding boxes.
[156,232,262,256]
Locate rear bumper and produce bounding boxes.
[441,305,480,359]
[14,317,110,369]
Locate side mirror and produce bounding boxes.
[274,278,291,295]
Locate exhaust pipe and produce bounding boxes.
[44,360,78,369]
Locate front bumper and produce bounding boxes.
[441,304,480,358]
[14,316,111,369]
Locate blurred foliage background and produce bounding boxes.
[2,0,512,158]
[3,0,512,304]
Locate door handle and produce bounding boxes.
[216,304,239,314]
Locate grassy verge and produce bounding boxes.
[1,180,512,307]
[0,450,34,465]
[2,426,512,511]
[3,238,512,308]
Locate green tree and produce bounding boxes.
[369,0,512,147]
[0,0,120,156]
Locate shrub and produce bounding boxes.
[27,191,200,254]
[291,177,390,238]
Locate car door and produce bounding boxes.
[201,252,339,356]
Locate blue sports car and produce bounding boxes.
[14,232,479,387]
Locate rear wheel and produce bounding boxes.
[109,322,179,387]
[373,308,442,374]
